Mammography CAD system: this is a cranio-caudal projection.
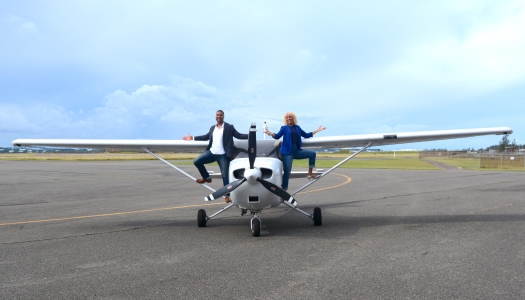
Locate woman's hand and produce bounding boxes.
[264,128,273,136]
[313,126,326,135]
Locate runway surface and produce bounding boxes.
[2,160,525,299]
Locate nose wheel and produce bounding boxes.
[251,213,261,237]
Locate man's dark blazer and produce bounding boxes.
[194,122,248,158]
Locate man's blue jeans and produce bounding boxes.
[194,150,230,195]
[281,144,316,191]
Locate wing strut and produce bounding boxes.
[142,148,216,193]
[291,142,372,196]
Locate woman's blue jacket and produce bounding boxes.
[273,125,313,155]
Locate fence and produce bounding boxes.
[419,151,471,158]
[480,154,525,169]
[419,151,525,170]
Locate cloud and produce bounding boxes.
[1,76,234,141]
[95,76,220,123]
[239,49,328,98]
[387,1,525,93]
[0,104,72,136]
[1,14,40,35]
[2,1,523,148]
[290,49,327,75]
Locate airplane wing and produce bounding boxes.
[301,127,513,148]
[12,127,512,151]
[11,139,209,152]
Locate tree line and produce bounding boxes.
[487,134,522,152]
[425,134,522,152]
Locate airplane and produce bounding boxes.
[12,125,512,237]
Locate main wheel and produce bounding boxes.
[197,209,207,227]
[251,218,261,237]
[313,207,322,226]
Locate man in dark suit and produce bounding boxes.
[183,110,248,203]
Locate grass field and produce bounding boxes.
[2,151,522,171]
[0,151,437,170]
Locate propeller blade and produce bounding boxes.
[248,123,257,169]
[256,178,297,207]
[204,178,246,201]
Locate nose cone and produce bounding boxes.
[244,168,261,184]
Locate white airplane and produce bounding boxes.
[12,125,512,237]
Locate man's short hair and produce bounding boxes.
[216,110,224,115]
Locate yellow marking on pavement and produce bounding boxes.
[0,203,222,226]
[468,203,513,215]
[297,173,351,194]
[1,173,352,226]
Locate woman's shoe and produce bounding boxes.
[306,174,320,180]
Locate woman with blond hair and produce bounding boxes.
[264,112,326,191]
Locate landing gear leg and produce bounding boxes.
[196,203,236,228]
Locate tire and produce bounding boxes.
[251,218,261,237]
[313,207,322,226]
[197,209,207,227]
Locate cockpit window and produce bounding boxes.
[232,140,281,160]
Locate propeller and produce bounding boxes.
[204,123,297,206]
[256,177,296,206]
[204,178,246,201]
[248,123,256,169]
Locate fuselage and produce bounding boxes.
[229,157,283,211]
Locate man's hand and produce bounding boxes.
[183,133,193,141]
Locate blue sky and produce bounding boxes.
[1,0,524,149]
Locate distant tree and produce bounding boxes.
[498,134,510,152]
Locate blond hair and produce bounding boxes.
[283,112,298,125]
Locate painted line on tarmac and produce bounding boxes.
[297,172,351,195]
[0,203,223,227]
[468,203,513,215]
[0,173,351,227]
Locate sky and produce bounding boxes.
[1,0,524,150]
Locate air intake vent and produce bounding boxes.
[248,196,259,202]
[260,168,272,179]
[233,168,245,179]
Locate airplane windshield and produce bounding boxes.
[232,140,281,160]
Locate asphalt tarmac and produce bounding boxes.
[1,160,525,299]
